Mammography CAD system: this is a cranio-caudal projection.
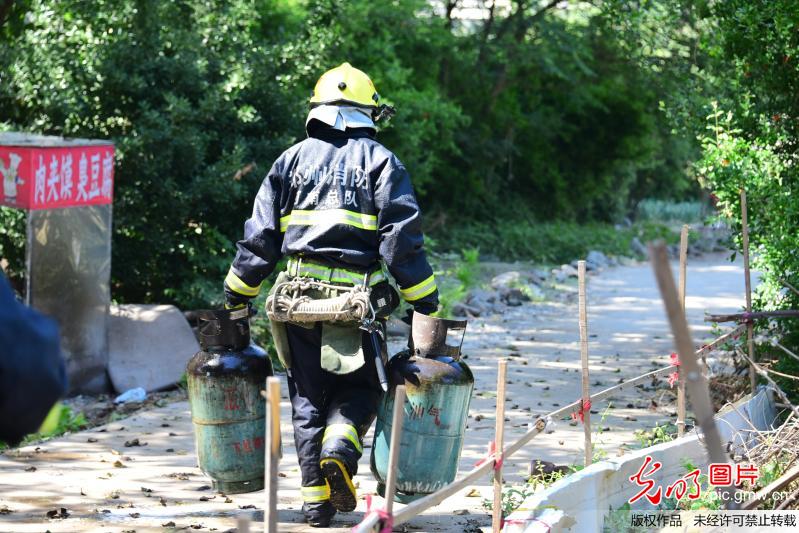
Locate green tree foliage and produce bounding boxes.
[1,0,306,306]
[691,0,799,394]
[0,0,700,307]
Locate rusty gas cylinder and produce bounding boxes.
[370,314,474,502]
[187,308,272,494]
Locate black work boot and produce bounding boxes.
[303,501,336,528]
[320,455,358,512]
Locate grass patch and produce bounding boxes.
[431,247,481,318]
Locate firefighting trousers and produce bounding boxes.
[285,322,383,504]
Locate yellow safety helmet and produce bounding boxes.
[310,62,380,109]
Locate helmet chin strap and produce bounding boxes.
[373,104,396,123]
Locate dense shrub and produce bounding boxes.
[0,0,700,307]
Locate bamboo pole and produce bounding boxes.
[264,377,280,533]
[649,242,738,508]
[741,189,757,393]
[393,461,495,525]
[677,224,689,437]
[384,385,406,517]
[492,359,508,532]
[696,323,747,357]
[578,260,592,466]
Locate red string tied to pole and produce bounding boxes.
[667,352,681,388]
[352,494,393,533]
[474,440,504,471]
[571,398,591,424]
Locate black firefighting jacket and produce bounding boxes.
[225,125,438,313]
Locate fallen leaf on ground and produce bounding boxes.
[162,522,176,527]
[87,437,98,443]
[0,506,13,514]
[465,488,480,497]
[113,460,126,468]
[24,466,36,472]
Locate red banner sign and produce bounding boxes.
[0,144,114,210]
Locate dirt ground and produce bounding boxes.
[0,253,750,532]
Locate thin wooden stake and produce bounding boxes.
[384,385,406,517]
[649,242,738,508]
[238,515,251,533]
[677,224,689,437]
[492,359,508,532]
[264,377,280,533]
[741,189,757,393]
[578,260,592,467]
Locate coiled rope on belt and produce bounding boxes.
[266,277,374,324]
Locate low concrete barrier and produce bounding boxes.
[504,388,777,532]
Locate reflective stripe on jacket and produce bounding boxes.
[226,126,438,312]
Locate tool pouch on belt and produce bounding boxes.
[266,269,398,374]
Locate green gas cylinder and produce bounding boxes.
[187,308,273,494]
[371,314,474,502]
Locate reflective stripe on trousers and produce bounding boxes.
[301,484,330,502]
[322,423,363,454]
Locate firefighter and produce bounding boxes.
[224,62,438,527]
